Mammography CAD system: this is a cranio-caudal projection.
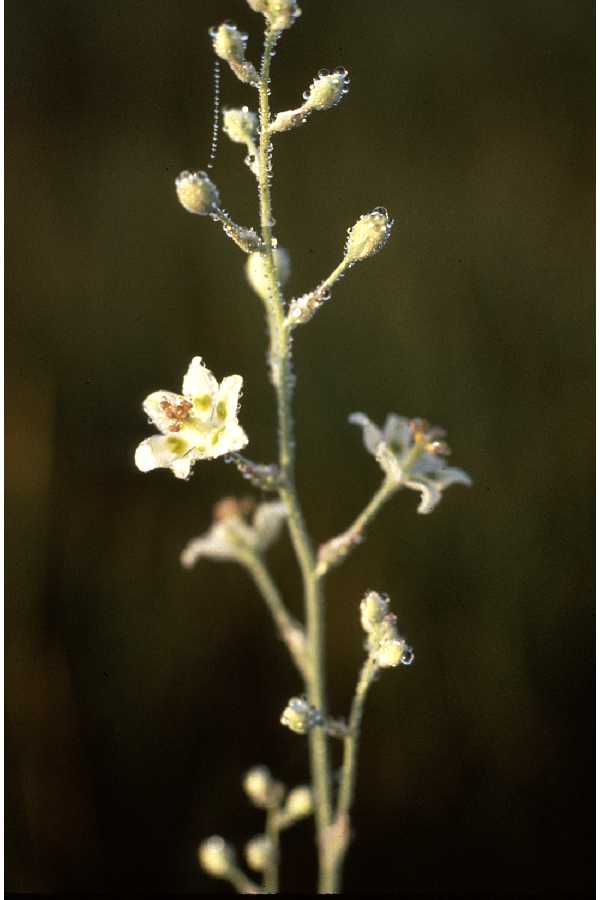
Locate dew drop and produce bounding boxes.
[318,68,330,78]
[334,65,347,76]
[373,206,388,218]
[401,646,414,666]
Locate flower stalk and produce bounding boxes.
[256,24,334,891]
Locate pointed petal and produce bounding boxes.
[214,375,243,425]
[253,502,288,551]
[349,412,383,455]
[438,466,472,489]
[135,434,192,473]
[182,357,219,403]
[382,414,411,453]
[404,477,442,514]
[180,523,238,567]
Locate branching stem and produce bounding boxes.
[257,25,334,893]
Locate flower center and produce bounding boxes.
[160,397,193,432]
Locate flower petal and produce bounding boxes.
[382,414,411,453]
[437,466,473,490]
[349,412,383,455]
[375,442,403,481]
[135,434,192,473]
[205,422,249,459]
[253,502,288,551]
[180,522,238,567]
[214,375,243,425]
[182,356,219,404]
[143,391,188,434]
[404,476,442,514]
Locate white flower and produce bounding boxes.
[350,412,472,514]
[181,498,288,567]
[135,357,248,480]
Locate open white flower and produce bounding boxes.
[135,357,248,480]
[350,412,471,514]
[181,497,288,567]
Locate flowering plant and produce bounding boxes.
[135,1,471,892]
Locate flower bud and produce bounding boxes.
[198,836,234,877]
[375,638,414,669]
[223,107,259,147]
[281,697,322,735]
[304,68,349,112]
[345,207,392,263]
[246,0,301,32]
[285,785,313,819]
[360,590,390,633]
[243,766,274,807]
[211,22,247,63]
[245,834,276,872]
[210,23,259,85]
[175,171,220,216]
[246,248,291,302]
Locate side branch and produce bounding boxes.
[316,476,398,576]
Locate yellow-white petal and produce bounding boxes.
[214,375,243,425]
[182,357,219,405]
[135,434,192,473]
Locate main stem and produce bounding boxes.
[257,28,334,893]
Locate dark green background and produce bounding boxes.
[6,0,594,893]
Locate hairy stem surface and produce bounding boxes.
[257,26,334,893]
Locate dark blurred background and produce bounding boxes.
[6,0,594,894]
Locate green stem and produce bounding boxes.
[257,26,334,893]
[241,551,308,678]
[264,804,281,893]
[227,864,261,895]
[316,477,397,576]
[329,656,379,892]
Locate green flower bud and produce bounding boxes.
[285,785,313,819]
[375,638,414,668]
[280,696,322,735]
[246,0,301,32]
[198,836,234,877]
[243,766,275,807]
[360,590,390,633]
[304,68,349,112]
[246,248,291,302]
[175,170,220,216]
[223,107,259,147]
[345,207,393,263]
[245,834,276,872]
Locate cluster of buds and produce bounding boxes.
[246,0,301,32]
[360,591,414,668]
[210,22,258,85]
[280,696,323,734]
[270,67,350,133]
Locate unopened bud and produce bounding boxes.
[246,248,291,302]
[304,68,349,112]
[375,638,414,669]
[245,835,276,872]
[210,23,258,85]
[281,697,322,735]
[285,785,313,819]
[243,766,274,807]
[198,836,234,877]
[223,107,259,147]
[176,171,220,216]
[246,0,301,32]
[360,591,390,633]
[345,207,392,263]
